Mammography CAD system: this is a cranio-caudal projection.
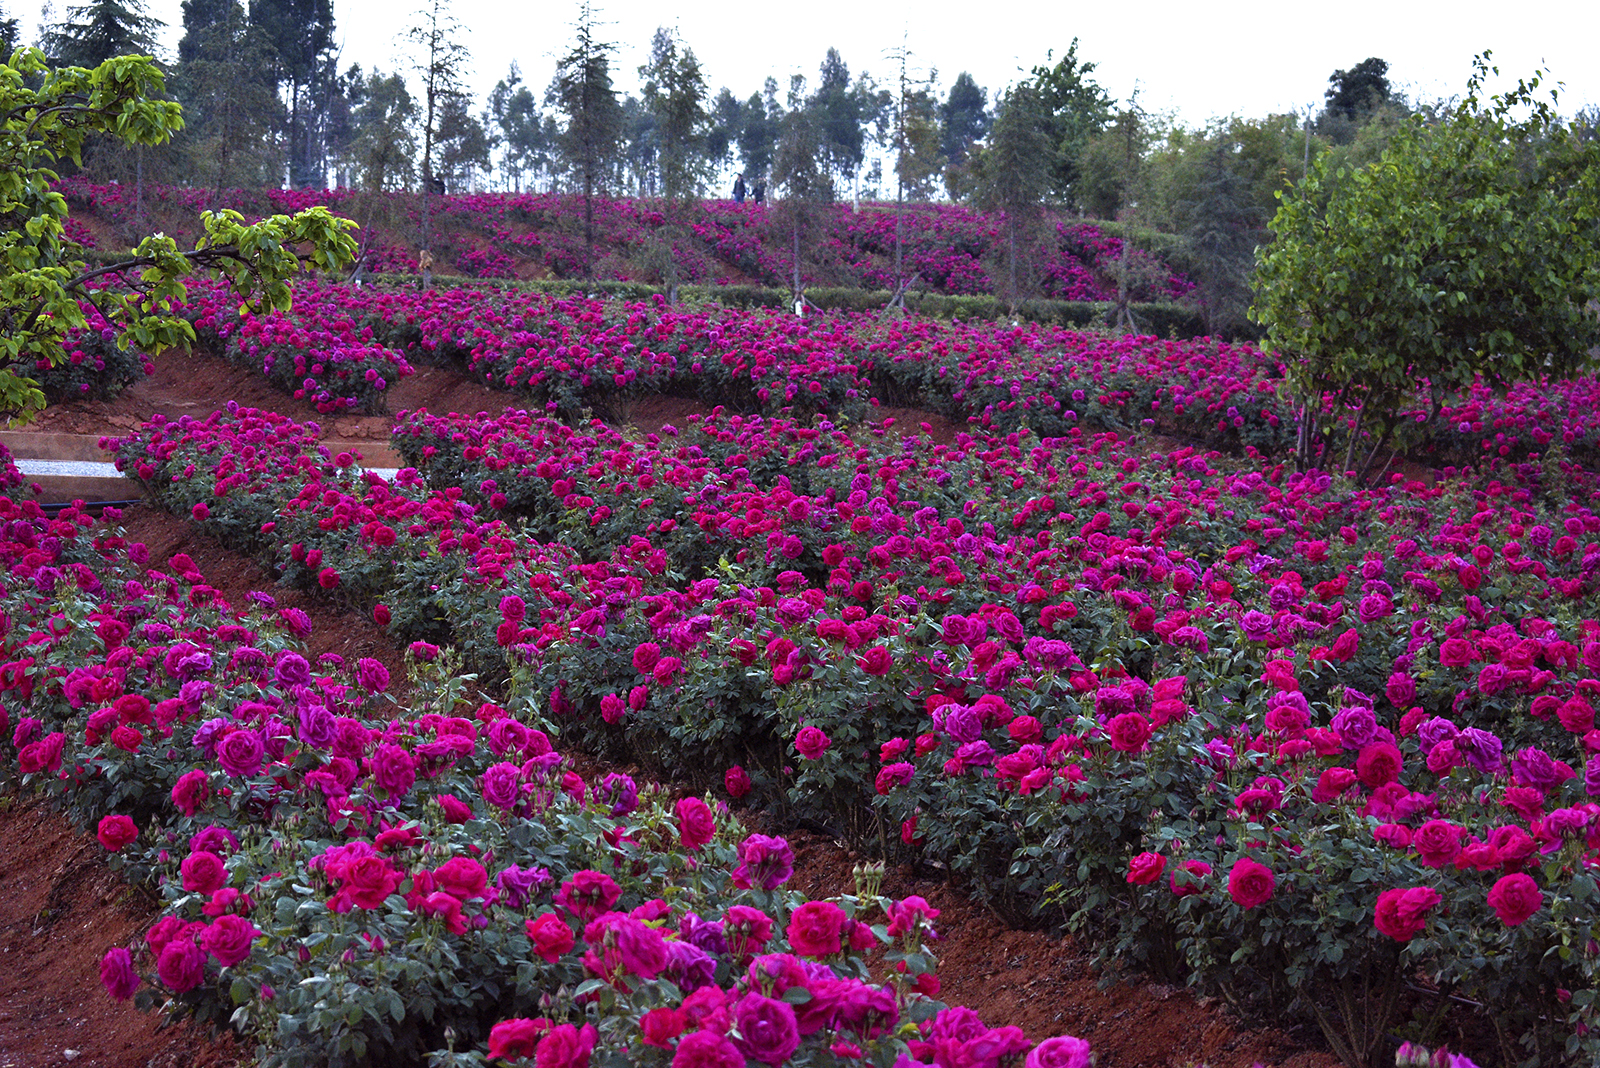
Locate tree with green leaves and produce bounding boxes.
[249,0,338,187]
[171,0,283,194]
[44,0,162,68]
[488,63,556,192]
[940,71,987,198]
[736,77,781,184]
[771,73,831,305]
[402,0,469,286]
[637,25,709,300]
[637,25,708,199]
[344,66,417,192]
[811,48,865,192]
[1253,54,1600,474]
[1029,39,1113,206]
[705,87,741,174]
[974,82,1051,312]
[0,49,357,417]
[548,0,623,279]
[1,1,23,53]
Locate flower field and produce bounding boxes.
[7,273,1600,1067]
[55,178,1195,304]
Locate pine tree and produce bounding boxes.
[45,0,161,68]
[402,0,469,286]
[548,0,622,279]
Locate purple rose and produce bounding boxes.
[600,772,638,816]
[1239,611,1274,641]
[495,864,550,910]
[1331,705,1379,750]
[100,947,140,1000]
[273,651,311,688]
[734,993,800,1065]
[1511,746,1574,791]
[215,729,265,777]
[732,834,794,891]
[356,658,389,694]
[942,704,983,743]
[1417,716,1460,753]
[480,762,522,811]
[1458,728,1504,775]
[369,743,417,797]
[663,939,718,992]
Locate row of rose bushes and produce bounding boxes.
[57,177,1193,301]
[129,277,1600,475]
[105,398,1600,1063]
[0,441,1089,1068]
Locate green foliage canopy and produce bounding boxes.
[0,48,358,418]
[1252,55,1600,458]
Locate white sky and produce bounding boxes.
[24,0,1600,127]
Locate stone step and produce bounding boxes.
[10,458,401,505]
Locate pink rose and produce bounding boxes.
[526,913,576,963]
[200,914,260,967]
[1486,873,1543,926]
[786,900,847,957]
[97,813,138,851]
[100,947,140,1000]
[1227,857,1275,909]
[795,725,831,760]
[1373,886,1440,942]
[1026,1035,1094,1068]
[676,796,715,850]
[532,1022,596,1068]
[1126,851,1166,885]
[1105,712,1152,753]
[181,850,228,895]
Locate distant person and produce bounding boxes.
[753,179,765,206]
[733,173,746,204]
[430,175,445,195]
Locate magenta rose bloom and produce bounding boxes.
[672,1030,744,1068]
[786,900,847,957]
[1373,886,1440,942]
[1411,820,1464,868]
[1487,873,1543,926]
[215,728,265,777]
[1168,859,1211,897]
[369,742,417,797]
[100,947,140,1000]
[334,855,403,910]
[97,813,138,851]
[356,657,389,693]
[795,725,831,760]
[156,937,207,993]
[555,869,621,921]
[731,834,794,891]
[1227,857,1275,909]
[488,1018,548,1060]
[480,761,523,811]
[1026,1035,1093,1068]
[534,1022,596,1068]
[201,914,260,967]
[1126,851,1166,886]
[526,912,577,963]
[856,645,893,676]
[434,856,489,901]
[725,764,752,798]
[181,850,228,895]
[676,796,715,850]
[734,993,801,1065]
[1106,712,1152,753]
